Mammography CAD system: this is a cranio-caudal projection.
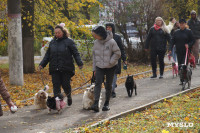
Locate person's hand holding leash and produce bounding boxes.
[185,44,189,49]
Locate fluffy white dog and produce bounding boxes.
[34,85,49,109]
[82,84,101,109]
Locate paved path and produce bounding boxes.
[0,60,200,133]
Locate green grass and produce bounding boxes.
[67,88,200,133]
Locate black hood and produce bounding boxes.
[105,23,115,34]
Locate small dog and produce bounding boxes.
[34,85,49,109]
[47,93,66,114]
[179,64,192,90]
[125,75,137,97]
[82,84,102,109]
[172,62,178,78]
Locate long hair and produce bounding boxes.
[54,25,70,38]
[155,17,170,34]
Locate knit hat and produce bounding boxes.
[179,18,186,23]
[191,10,196,15]
[92,26,107,40]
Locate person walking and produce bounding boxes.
[188,10,200,64]
[0,73,16,116]
[105,23,127,98]
[167,17,176,33]
[91,26,121,112]
[169,19,194,67]
[145,17,171,79]
[170,21,180,62]
[39,23,83,106]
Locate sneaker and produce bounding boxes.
[112,92,116,98]
[102,106,110,111]
[90,100,99,112]
[159,75,163,79]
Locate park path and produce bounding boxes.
[0,64,200,133]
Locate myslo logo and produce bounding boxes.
[167,122,194,127]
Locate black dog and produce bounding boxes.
[125,75,137,97]
[179,64,192,90]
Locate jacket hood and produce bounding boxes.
[98,31,113,44]
[105,23,115,34]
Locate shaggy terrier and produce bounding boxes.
[82,84,101,110]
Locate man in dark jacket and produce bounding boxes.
[188,10,200,64]
[105,23,127,98]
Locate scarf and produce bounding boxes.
[154,24,161,31]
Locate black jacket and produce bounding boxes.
[40,37,83,76]
[145,27,171,51]
[170,28,194,55]
[188,18,200,39]
[105,23,127,74]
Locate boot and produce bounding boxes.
[67,96,72,106]
[91,100,99,112]
[102,100,110,111]
[150,73,157,78]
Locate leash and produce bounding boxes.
[65,78,91,97]
[39,69,46,86]
[185,47,188,65]
[79,69,88,83]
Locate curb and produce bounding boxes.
[89,85,199,128]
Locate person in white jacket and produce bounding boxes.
[167,17,176,33]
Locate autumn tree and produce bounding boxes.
[164,0,198,20]
[22,0,35,73]
[103,0,165,62]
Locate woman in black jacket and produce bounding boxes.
[169,19,194,68]
[145,17,171,79]
[39,24,83,106]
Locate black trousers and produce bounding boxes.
[150,49,166,75]
[51,71,72,98]
[94,66,116,102]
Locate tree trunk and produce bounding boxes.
[22,0,35,73]
[7,0,24,85]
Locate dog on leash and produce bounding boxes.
[179,64,192,90]
[34,85,49,109]
[46,93,66,114]
[82,84,102,109]
[172,62,178,78]
[125,75,137,97]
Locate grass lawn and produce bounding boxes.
[68,88,200,133]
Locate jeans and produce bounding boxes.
[112,74,117,92]
[94,66,116,101]
[172,46,177,62]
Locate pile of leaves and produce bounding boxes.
[0,62,171,110]
[69,88,200,133]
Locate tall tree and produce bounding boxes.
[7,0,24,85]
[21,0,35,73]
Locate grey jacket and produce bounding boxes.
[93,31,121,71]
